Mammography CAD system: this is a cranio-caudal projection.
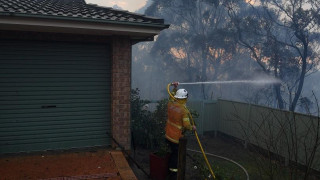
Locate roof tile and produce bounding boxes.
[0,0,165,25]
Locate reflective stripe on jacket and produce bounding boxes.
[165,101,192,144]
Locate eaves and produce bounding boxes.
[0,12,170,42]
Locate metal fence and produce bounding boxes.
[187,100,219,135]
[187,99,320,171]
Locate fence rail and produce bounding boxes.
[187,99,320,171]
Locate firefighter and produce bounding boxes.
[165,82,196,179]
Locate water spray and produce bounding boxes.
[179,79,282,85]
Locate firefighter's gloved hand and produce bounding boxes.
[171,82,179,88]
[192,125,197,131]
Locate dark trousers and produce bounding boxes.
[166,139,179,171]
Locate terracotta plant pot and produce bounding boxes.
[149,152,169,180]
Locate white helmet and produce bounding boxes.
[174,89,188,99]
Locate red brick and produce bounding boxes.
[111,37,132,150]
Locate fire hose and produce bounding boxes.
[167,83,216,179]
[187,149,250,180]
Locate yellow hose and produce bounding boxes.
[167,83,216,179]
[188,112,216,179]
[167,83,177,101]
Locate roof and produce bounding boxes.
[0,0,166,27]
[0,0,169,41]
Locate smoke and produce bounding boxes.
[132,40,320,113]
[131,0,320,114]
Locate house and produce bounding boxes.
[0,0,169,154]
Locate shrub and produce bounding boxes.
[131,88,167,150]
[131,88,199,152]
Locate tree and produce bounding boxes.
[224,0,320,111]
[133,0,320,111]
[144,0,237,99]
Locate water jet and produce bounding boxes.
[179,79,281,85]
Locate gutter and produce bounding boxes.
[0,12,170,30]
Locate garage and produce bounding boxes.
[0,40,111,153]
[0,0,169,154]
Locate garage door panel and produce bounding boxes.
[0,58,109,65]
[1,117,108,128]
[2,138,110,154]
[0,77,109,83]
[1,96,108,104]
[0,90,108,96]
[1,73,110,78]
[0,102,108,110]
[1,134,111,150]
[0,85,109,92]
[0,82,110,89]
[0,43,108,54]
[1,80,111,87]
[0,49,108,55]
[1,130,111,145]
[0,64,109,70]
[1,107,110,119]
[0,106,108,115]
[1,122,109,135]
[2,114,108,124]
[0,40,111,154]
[0,68,108,74]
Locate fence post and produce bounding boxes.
[200,101,204,135]
[284,111,294,166]
[244,104,252,149]
[216,99,221,138]
[177,137,187,180]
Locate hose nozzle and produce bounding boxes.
[171,82,179,87]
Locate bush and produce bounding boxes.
[131,88,199,152]
[131,88,167,150]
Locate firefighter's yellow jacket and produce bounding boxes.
[165,90,192,144]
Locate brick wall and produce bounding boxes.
[111,36,132,150]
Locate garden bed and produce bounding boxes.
[129,133,320,180]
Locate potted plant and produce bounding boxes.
[149,142,170,180]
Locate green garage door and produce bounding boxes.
[0,40,111,154]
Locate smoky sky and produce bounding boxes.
[131,0,320,114]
